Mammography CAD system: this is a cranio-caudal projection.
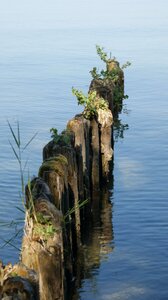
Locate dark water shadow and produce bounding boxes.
[113,104,130,142]
[67,104,130,300]
[69,174,115,300]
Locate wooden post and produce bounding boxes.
[97,108,113,181]
[90,118,100,192]
[21,178,64,300]
[38,245,63,300]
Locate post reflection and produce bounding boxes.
[69,111,129,300]
[69,170,114,300]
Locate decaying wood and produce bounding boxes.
[89,78,114,111]
[97,108,113,181]
[0,262,38,300]
[22,178,64,300]
[0,58,125,299]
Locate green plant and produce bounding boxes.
[89,45,131,106]
[90,45,116,80]
[72,88,108,119]
[95,45,131,70]
[33,212,57,240]
[26,178,38,223]
[121,61,131,69]
[0,121,37,249]
[63,199,88,223]
[95,45,116,63]
[90,45,130,86]
[7,121,37,207]
[34,223,56,239]
[50,127,59,142]
[90,67,120,82]
[50,128,71,145]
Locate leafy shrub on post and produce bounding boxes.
[90,45,131,105]
[72,88,108,119]
[90,45,131,78]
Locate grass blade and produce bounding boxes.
[0,228,22,250]
[23,158,29,172]
[1,238,21,251]
[0,221,12,227]
[15,206,25,214]
[9,140,20,163]
[7,120,20,148]
[23,132,38,151]
[17,120,21,147]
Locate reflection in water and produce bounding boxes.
[84,186,114,266]
[113,119,129,141]
[113,105,130,142]
[71,106,129,300]
[69,170,115,300]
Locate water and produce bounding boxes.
[0,0,168,299]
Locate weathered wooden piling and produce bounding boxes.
[21,178,64,300]
[90,118,100,191]
[38,156,69,213]
[97,108,113,181]
[89,78,114,111]
[0,262,38,299]
[0,52,127,299]
[67,115,91,200]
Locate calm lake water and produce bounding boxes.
[1,1,168,299]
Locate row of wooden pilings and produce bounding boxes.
[0,60,124,300]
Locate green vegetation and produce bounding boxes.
[7,121,37,209]
[33,223,56,239]
[90,66,120,82]
[0,122,38,249]
[63,199,88,224]
[121,61,132,69]
[95,45,115,63]
[90,45,131,81]
[50,128,72,145]
[90,45,131,105]
[39,155,68,178]
[90,45,118,81]
[33,212,57,240]
[72,88,108,119]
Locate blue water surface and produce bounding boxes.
[0,1,168,299]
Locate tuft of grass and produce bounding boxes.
[0,121,38,250]
[63,199,88,224]
[7,120,38,208]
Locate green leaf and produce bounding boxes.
[17,120,21,147]
[15,206,25,214]
[23,132,38,150]
[9,140,20,163]
[7,120,20,148]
